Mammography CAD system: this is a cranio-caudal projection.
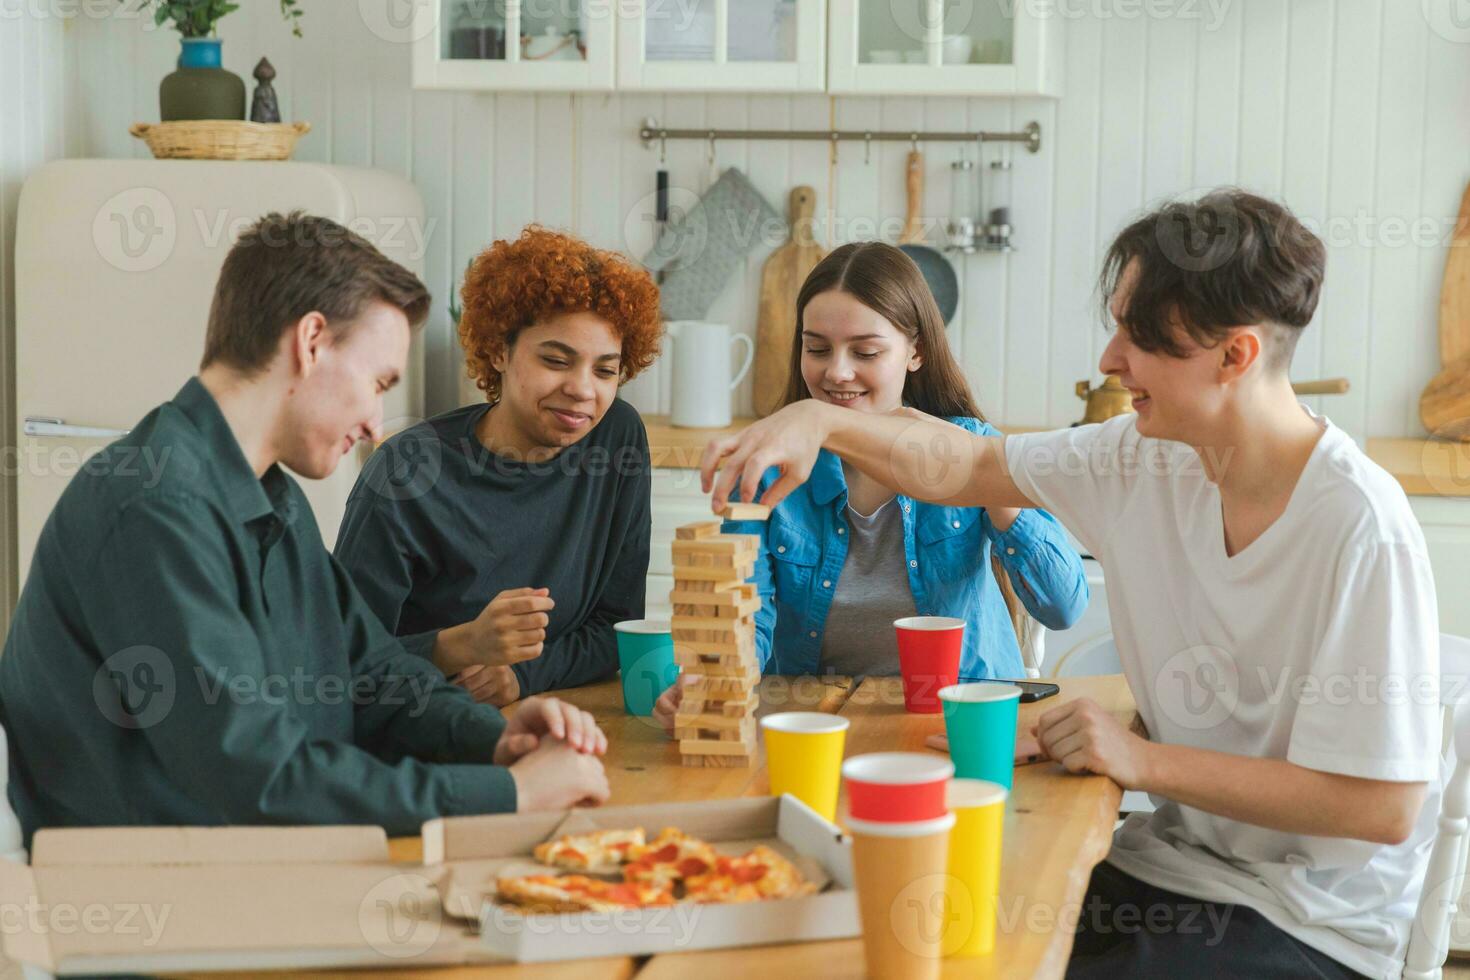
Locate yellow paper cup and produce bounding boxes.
[760,712,850,822]
[942,778,1008,957]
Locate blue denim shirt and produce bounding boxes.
[723,417,1089,681]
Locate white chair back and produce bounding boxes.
[1405,633,1470,980]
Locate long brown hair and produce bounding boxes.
[780,242,986,421]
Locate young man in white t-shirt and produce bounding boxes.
[700,189,1439,979]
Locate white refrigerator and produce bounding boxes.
[13,159,427,586]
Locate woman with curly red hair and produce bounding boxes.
[336,226,663,708]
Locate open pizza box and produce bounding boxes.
[0,824,495,974]
[426,793,859,962]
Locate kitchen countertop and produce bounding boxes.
[643,413,1470,499]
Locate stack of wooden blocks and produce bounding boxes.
[670,503,769,768]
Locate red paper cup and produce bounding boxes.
[842,752,954,824]
[894,616,965,713]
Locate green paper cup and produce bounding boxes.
[938,683,1022,788]
[614,619,678,716]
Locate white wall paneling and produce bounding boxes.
[36,2,1470,438]
[1,10,68,618]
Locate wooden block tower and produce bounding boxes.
[671,504,770,768]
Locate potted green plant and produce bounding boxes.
[125,1,304,121]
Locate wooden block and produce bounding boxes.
[672,536,758,556]
[674,714,756,742]
[672,595,762,620]
[673,705,755,731]
[671,563,754,582]
[669,579,743,596]
[675,649,760,679]
[674,637,755,656]
[679,735,757,756]
[685,668,760,698]
[672,550,742,570]
[668,583,757,606]
[670,617,752,631]
[673,627,755,646]
[675,521,722,540]
[681,690,759,720]
[721,503,772,521]
[683,681,756,704]
[680,751,752,768]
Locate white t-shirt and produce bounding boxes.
[1006,410,1441,979]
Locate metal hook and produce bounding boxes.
[864,131,872,166]
[911,133,919,153]
[659,131,667,164]
[707,130,717,166]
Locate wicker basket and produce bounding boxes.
[129,120,311,161]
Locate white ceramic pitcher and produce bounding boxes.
[666,321,755,428]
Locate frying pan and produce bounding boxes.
[897,149,959,326]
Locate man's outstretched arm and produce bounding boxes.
[700,401,1038,513]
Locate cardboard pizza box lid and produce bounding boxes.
[0,825,492,974]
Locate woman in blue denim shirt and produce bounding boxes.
[656,242,1087,723]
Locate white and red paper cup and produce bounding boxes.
[841,752,955,824]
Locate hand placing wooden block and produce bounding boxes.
[721,502,772,521]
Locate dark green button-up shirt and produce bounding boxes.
[0,378,516,842]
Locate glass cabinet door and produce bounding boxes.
[415,0,614,91]
[857,0,1013,66]
[829,0,1060,96]
[621,0,823,92]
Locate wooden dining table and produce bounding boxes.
[180,673,1136,980]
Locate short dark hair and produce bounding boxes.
[201,211,431,373]
[1099,189,1325,371]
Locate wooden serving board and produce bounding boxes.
[1440,180,1470,367]
[1421,351,1470,440]
[754,186,826,417]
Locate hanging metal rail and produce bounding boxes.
[638,118,1042,155]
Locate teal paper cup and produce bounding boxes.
[939,683,1023,788]
[614,619,679,716]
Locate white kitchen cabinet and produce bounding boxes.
[617,0,826,93]
[826,0,1063,97]
[413,0,615,91]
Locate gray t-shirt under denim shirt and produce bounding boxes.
[818,498,919,677]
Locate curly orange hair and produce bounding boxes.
[459,226,662,402]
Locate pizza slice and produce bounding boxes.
[622,827,720,888]
[683,845,817,904]
[496,873,674,913]
[532,827,646,874]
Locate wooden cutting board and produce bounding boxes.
[1441,180,1470,367]
[1421,351,1470,440]
[1420,181,1470,439]
[754,186,825,417]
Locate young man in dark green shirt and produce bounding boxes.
[0,212,610,842]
